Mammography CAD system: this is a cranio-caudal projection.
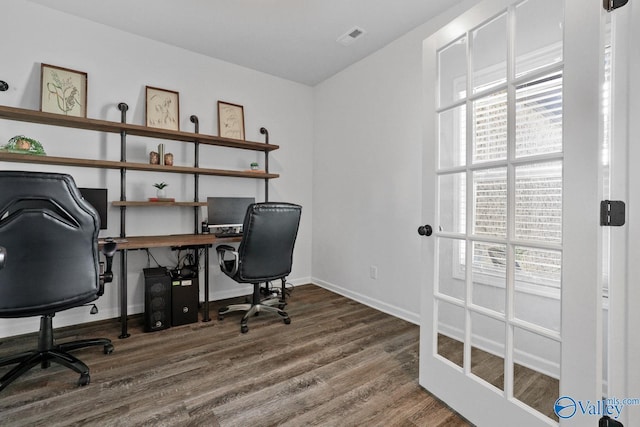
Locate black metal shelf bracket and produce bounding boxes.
[260,127,269,202]
[117,102,130,339]
[190,114,200,233]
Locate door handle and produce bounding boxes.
[417,225,433,236]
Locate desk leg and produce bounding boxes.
[119,249,130,338]
[202,246,211,322]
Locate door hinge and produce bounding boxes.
[604,0,629,12]
[600,200,626,226]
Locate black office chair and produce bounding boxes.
[216,202,301,333]
[0,171,117,392]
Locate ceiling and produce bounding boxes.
[26,0,463,86]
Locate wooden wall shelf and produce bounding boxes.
[112,201,207,207]
[0,102,278,339]
[0,152,279,179]
[0,105,279,152]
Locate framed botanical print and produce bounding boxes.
[40,63,87,117]
[217,101,245,140]
[146,86,180,131]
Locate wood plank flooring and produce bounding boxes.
[0,284,470,426]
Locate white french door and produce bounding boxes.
[420,0,605,426]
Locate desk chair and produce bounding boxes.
[216,202,301,333]
[0,171,117,392]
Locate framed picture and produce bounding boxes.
[40,63,87,117]
[146,86,180,131]
[217,101,245,140]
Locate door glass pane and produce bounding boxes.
[437,237,466,301]
[514,246,561,332]
[473,90,507,163]
[472,242,506,314]
[439,172,466,234]
[439,105,466,169]
[513,327,560,422]
[473,168,507,238]
[471,312,504,390]
[515,0,563,78]
[437,300,465,368]
[472,13,507,93]
[439,37,467,107]
[515,161,562,243]
[515,72,563,158]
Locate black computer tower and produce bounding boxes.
[171,273,199,326]
[143,267,172,332]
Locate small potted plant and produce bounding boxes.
[153,182,168,199]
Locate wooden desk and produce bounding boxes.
[100,233,241,338]
[104,233,239,250]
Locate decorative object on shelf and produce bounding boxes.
[153,181,168,199]
[149,151,159,164]
[148,197,175,202]
[246,162,264,173]
[0,80,8,91]
[146,86,179,131]
[217,101,245,140]
[1,135,46,155]
[164,153,174,166]
[158,143,165,165]
[40,63,87,117]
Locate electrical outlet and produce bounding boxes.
[370,265,378,280]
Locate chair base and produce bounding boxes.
[218,281,291,333]
[259,281,291,305]
[0,314,113,392]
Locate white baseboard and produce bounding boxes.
[311,277,420,325]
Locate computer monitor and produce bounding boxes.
[207,197,255,227]
[79,187,108,230]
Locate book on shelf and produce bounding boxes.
[148,197,175,202]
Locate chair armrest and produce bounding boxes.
[216,244,239,277]
[0,246,6,270]
[98,238,118,295]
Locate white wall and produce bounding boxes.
[312,0,480,323]
[0,0,313,338]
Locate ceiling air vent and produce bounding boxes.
[337,26,367,46]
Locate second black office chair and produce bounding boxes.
[217,202,301,333]
[0,171,116,392]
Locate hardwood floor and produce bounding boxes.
[0,284,470,426]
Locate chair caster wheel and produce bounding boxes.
[103,343,114,354]
[241,325,248,333]
[284,318,291,325]
[218,315,224,321]
[78,373,90,386]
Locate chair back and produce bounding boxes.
[0,171,101,317]
[236,202,301,282]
